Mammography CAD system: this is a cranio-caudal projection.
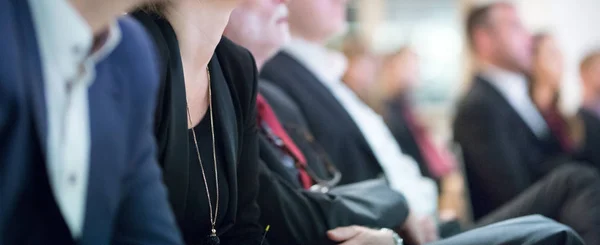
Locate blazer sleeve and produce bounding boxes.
[454,100,531,206]
[220,47,265,245]
[257,159,408,245]
[111,17,183,245]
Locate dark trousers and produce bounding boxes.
[430,215,583,245]
[476,164,600,245]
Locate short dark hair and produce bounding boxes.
[465,2,512,49]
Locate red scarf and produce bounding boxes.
[542,108,575,153]
[256,94,312,189]
[402,106,456,179]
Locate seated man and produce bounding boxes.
[224,2,408,244]
[261,2,440,238]
[224,0,586,245]
[260,0,600,244]
[0,0,182,243]
[454,2,600,244]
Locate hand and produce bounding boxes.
[419,215,439,243]
[327,226,395,245]
[398,213,439,245]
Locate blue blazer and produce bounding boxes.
[0,0,183,244]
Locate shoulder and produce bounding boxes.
[105,16,160,121]
[115,15,159,70]
[261,51,297,81]
[455,79,501,123]
[215,37,256,77]
[215,37,258,108]
[111,16,160,94]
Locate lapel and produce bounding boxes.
[15,0,48,156]
[276,52,350,120]
[475,75,541,141]
[80,60,124,243]
[209,53,238,220]
[152,15,192,220]
[276,51,376,152]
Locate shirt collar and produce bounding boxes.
[28,0,121,82]
[480,64,530,103]
[283,38,348,85]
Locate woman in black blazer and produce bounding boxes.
[131,1,264,244]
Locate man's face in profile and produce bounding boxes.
[487,4,533,73]
[226,0,290,58]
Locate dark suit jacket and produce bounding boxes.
[132,12,264,245]
[453,75,565,219]
[260,51,383,184]
[0,1,182,244]
[257,81,408,245]
[576,109,600,169]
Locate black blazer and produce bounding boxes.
[453,75,565,219]
[257,81,408,245]
[260,51,383,184]
[132,12,264,244]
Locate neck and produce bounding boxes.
[583,88,599,107]
[254,56,267,71]
[478,57,522,75]
[69,0,137,34]
[532,81,556,111]
[290,31,327,46]
[167,1,236,81]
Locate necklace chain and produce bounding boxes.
[186,67,220,234]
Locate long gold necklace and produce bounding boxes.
[186,67,220,245]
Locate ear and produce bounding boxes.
[473,28,492,54]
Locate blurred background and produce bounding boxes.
[335,0,600,145]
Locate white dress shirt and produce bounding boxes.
[480,66,549,138]
[284,39,438,216]
[28,0,121,238]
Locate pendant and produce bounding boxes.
[205,229,220,245]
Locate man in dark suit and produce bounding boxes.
[224,2,410,244]
[454,2,600,244]
[0,0,182,244]
[260,2,442,242]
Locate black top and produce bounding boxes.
[453,75,566,219]
[184,109,230,243]
[261,51,383,184]
[132,11,264,245]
